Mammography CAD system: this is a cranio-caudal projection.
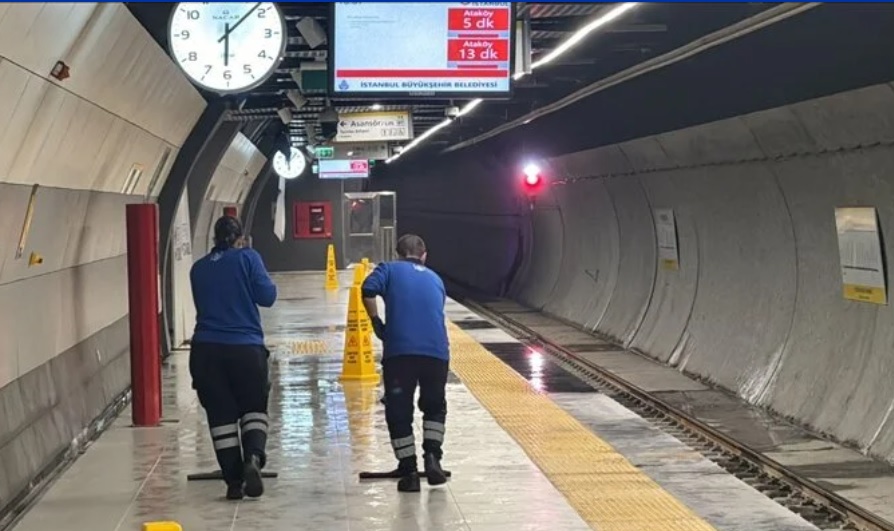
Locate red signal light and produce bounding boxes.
[522,163,544,194]
[524,172,541,187]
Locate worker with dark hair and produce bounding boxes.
[362,234,449,492]
[189,215,277,500]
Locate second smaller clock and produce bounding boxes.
[273,147,307,179]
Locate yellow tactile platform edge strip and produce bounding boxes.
[268,339,329,355]
[446,322,717,531]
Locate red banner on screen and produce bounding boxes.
[447,8,510,31]
[447,39,510,63]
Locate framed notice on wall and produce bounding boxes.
[654,208,680,271]
[835,207,887,305]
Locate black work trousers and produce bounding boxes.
[190,342,270,485]
[383,355,449,471]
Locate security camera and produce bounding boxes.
[276,107,292,125]
[318,107,339,142]
[286,89,307,110]
[445,106,460,119]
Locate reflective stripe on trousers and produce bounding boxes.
[210,423,240,450]
[241,412,269,434]
[391,434,416,459]
[423,420,445,443]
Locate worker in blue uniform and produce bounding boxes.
[189,216,277,500]
[362,234,450,492]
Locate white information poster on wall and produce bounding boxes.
[835,207,887,304]
[654,208,679,271]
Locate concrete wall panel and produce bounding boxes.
[206,133,268,204]
[0,184,130,286]
[630,170,701,362]
[557,144,633,178]
[489,81,894,460]
[512,208,563,310]
[0,60,179,195]
[0,256,127,387]
[540,180,620,329]
[656,119,765,167]
[0,3,96,75]
[741,106,816,157]
[0,3,203,517]
[592,178,656,344]
[789,85,894,151]
[763,150,894,453]
[673,165,797,398]
[0,4,203,148]
[619,137,674,172]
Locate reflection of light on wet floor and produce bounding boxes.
[529,348,545,391]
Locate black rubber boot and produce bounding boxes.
[424,454,447,486]
[243,455,264,498]
[226,483,244,500]
[397,471,421,492]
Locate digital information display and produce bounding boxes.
[331,2,514,98]
[319,159,370,179]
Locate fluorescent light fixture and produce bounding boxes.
[387,2,641,164]
[532,3,639,69]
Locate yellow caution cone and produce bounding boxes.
[325,243,338,290]
[143,523,182,531]
[352,262,365,287]
[352,262,375,330]
[340,285,380,383]
[361,258,371,276]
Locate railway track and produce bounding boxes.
[458,296,893,531]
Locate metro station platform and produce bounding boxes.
[10,273,820,531]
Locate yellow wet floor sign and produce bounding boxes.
[340,284,380,383]
[325,243,338,290]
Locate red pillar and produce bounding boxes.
[126,204,162,427]
[223,206,237,217]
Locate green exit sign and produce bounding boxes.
[315,146,334,159]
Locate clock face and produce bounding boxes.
[273,147,307,179]
[168,2,286,94]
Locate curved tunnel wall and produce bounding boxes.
[376,154,526,294]
[169,132,268,347]
[388,81,894,463]
[0,3,205,515]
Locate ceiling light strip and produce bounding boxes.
[445,1,820,154]
[386,2,641,164]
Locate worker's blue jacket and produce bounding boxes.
[362,259,449,361]
[191,247,277,346]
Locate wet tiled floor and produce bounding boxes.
[12,272,588,531]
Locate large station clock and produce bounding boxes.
[273,147,307,179]
[168,2,286,94]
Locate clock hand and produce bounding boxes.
[223,23,230,66]
[217,2,261,43]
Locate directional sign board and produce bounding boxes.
[332,142,389,160]
[319,159,370,179]
[335,111,413,143]
[315,146,335,159]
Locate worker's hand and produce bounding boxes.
[371,316,386,340]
